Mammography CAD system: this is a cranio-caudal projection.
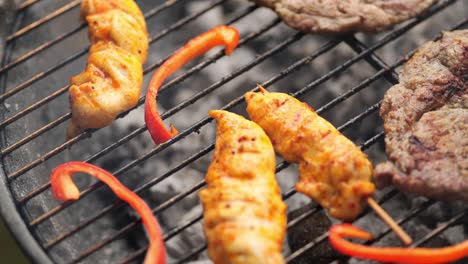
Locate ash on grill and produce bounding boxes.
[1,0,467,264]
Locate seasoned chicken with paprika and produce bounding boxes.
[200,110,287,264]
[246,88,375,221]
[67,0,148,139]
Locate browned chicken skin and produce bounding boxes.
[200,110,287,264]
[67,0,148,139]
[245,88,375,221]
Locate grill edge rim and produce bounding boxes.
[0,1,52,262]
[0,164,53,264]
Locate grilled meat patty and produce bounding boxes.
[67,0,148,139]
[200,110,287,264]
[252,0,437,33]
[374,30,468,202]
[245,88,375,221]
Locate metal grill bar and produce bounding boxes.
[17,2,458,252]
[19,9,280,210]
[285,154,438,263]
[108,15,468,263]
[4,0,454,187]
[344,36,399,83]
[295,208,468,264]
[0,24,85,74]
[0,113,70,156]
[316,15,468,126]
[32,31,322,256]
[285,18,468,263]
[121,198,323,263]
[0,85,68,129]
[27,31,333,227]
[286,232,328,263]
[58,93,387,263]
[118,211,203,263]
[300,15,467,117]
[0,47,85,102]
[367,199,436,244]
[1,0,465,263]
[290,0,456,99]
[71,181,207,264]
[172,135,392,263]
[334,199,436,263]
[0,0,219,114]
[176,245,206,264]
[15,6,258,203]
[37,35,341,261]
[338,103,381,132]
[43,143,215,249]
[16,0,40,12]
[2,0,228,174]
[411,210,467,248]
[0,0,186,75]
[1,1,244,157]
[4,0,454,161]
[314,20,468,115]
[7,0,82,42]
[25,25,464,264]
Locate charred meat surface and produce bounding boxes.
[374,30,468,202]
[67,0,148,139]
[200,110,287,264]
[252,0,437,33]
[245,89,375,221]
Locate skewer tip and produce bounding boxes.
[256,84,268,93]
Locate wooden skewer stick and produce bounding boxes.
[366,197,413,246]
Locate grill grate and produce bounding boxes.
[1,0,467,263]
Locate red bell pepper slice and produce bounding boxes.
[144,25,240,144]
[329,223,468,264]
[51,162,166,264]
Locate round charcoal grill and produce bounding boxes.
[0,0,467,263]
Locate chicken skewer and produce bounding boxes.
[200,110,287,263]
[245,86,412,245]
[67,0,148,139]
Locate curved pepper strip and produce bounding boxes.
[51,162,166,264]
[144,25,240,144]
[329,223,468,264]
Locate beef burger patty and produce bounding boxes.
[252,0,437,33]
[374,30,467,201]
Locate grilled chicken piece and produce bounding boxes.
[86,9,148,63]
[245,88,375,221]
[81,0,146,27]
[67,0,148,139]
[252,0,437,33]
[67,42,143,137]
[374,30,468,201]
[200,110,287,264]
